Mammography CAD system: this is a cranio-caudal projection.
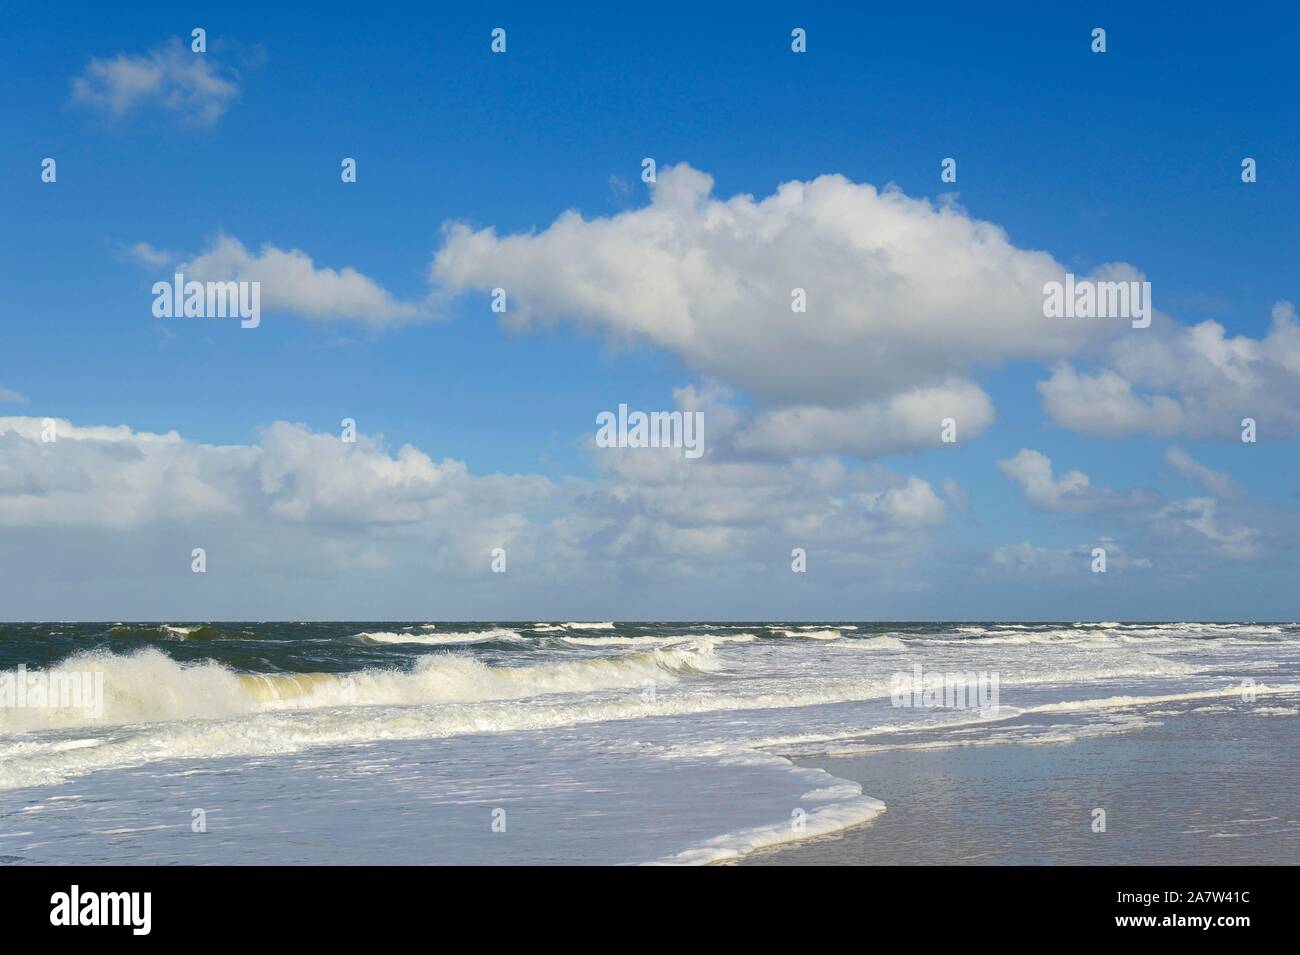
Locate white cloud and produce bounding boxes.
[0,386,27,405]
[126,242,175,267]
[0,415,951,613]
[732,379,995,457]
[997,448,1157,512]
[993,449,1268,563]
[70,38,241,125]
[867,476,947,528]
[179,236,424,323]
[431,164,1131,455]
[1039,302,1300,439]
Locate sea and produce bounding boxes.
[1,621,1296,865]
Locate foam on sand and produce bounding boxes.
[649,751,886,864]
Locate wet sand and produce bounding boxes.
[742,700,1300,865]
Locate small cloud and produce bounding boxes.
[70,37,243,126]
[607,175,631,204]
[181,234,426,324]
[997,448,1158,512]
[0,386,28,405]
[1164,447,1239,500]
[125,241,177,267]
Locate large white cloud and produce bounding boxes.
[430,164,1130,457]
[126,166,1159,458]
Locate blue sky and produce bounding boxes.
[1,2,1298,620]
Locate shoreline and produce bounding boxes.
[741,695,1300,865]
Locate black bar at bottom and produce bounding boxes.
[0,864,1285,941]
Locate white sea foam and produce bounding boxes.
[5,621,1298,865]
[0,642,721,734]
[770,628,840,640]
[653,781,885,865]
[833,635,906,650]
[355,628,522,646]
[1028,684,1300,715]
[559,633,757,647]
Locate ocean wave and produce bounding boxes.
[559,633,758,647]
[832,635,906,650]
[0,643,721,734]
[112,623,240,641]
[355,628,523,646]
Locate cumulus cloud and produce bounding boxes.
[0,415,951,614]
[1039,302,1300,439]
[997,449,1157,512]
[70,37,241,125]
[0,417,530,533]
[430,164,1133,456]
[732,379,995,457]
[166,236,425,323]
[993,448,1269,563]
[120,166,1164,458]
[584,446,947,581]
